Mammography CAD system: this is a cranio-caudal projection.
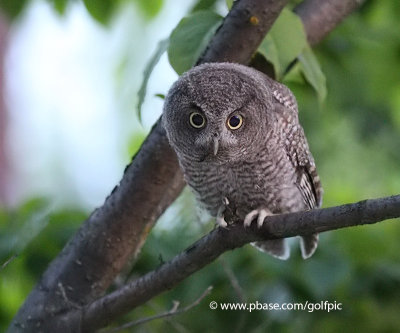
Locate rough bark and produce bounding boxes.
[197,0,289,64]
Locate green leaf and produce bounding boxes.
[258,8,307,80]
[134,0,163,20]
[168,10,222,75]
[82,0,115,25]
[155,93,165,99]
[298,46,327,102]
[191,0,219,13]
[226,0,233,9]
[258,35,280,77]
[137,38,169,121]
[282,61,305,85]
[51,0,69,15]
[0,0,29,20]
[0,198,51,256]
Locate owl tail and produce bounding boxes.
[299,233,319,259]
[252,233,319,260]
[252,239,290,260]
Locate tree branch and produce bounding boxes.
[79,195,400,331]
[8,0,366,331]
[197,0,289,64]
[295,0,366,46]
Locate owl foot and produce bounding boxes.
[216,197,230,228]
[244,208,272,228]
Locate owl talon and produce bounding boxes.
[257,209,270,228]
[244,210,258,227]
[216,215,228,228]
[222,197,229,206]
[244,208,272,228]
[216,197,229,228]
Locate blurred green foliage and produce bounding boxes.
[1,0,400,332]
[0,201,87,331]
[0,0,164,23]
[0,0,30,19]
[82,0,115,25]
[51,0,69,15]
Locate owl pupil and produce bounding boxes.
[229,116,240,127]
[192,114,204,126]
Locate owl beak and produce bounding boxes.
[213,137,219,156]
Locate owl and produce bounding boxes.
[162,62,322,260]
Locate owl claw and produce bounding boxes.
[216,197,230,228]
[244,208,272,228]
[244,210,258,227]
[216,215,228,228]
[257,209,270,228]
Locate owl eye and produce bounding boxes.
[189,112,206,129]
[227,114,243,130]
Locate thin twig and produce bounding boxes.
[219,258,248,333]
[147,300,191,333]
[0,254,17,271]
[220,257,247,303]
[57,282,81,310]
[107,286,213,332]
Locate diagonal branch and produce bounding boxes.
[197,0,289,64]
[294,0,366,46]
[80,194,400,331]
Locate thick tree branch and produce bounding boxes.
[9,122,185,333]
[198,0,289,64]
[80,195,400,331]
[9,0,366,331]
[295,0,366,46]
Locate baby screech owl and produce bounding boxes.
[162,62,322,260]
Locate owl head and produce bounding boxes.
[162,62,277,163]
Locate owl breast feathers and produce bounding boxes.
[162,62,322,260]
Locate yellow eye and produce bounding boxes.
[227,114,243,130]
[189,112,206,129]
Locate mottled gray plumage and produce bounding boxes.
[162,62,322,259]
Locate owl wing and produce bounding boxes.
[271,83,323,210]
[294,150,322,210]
